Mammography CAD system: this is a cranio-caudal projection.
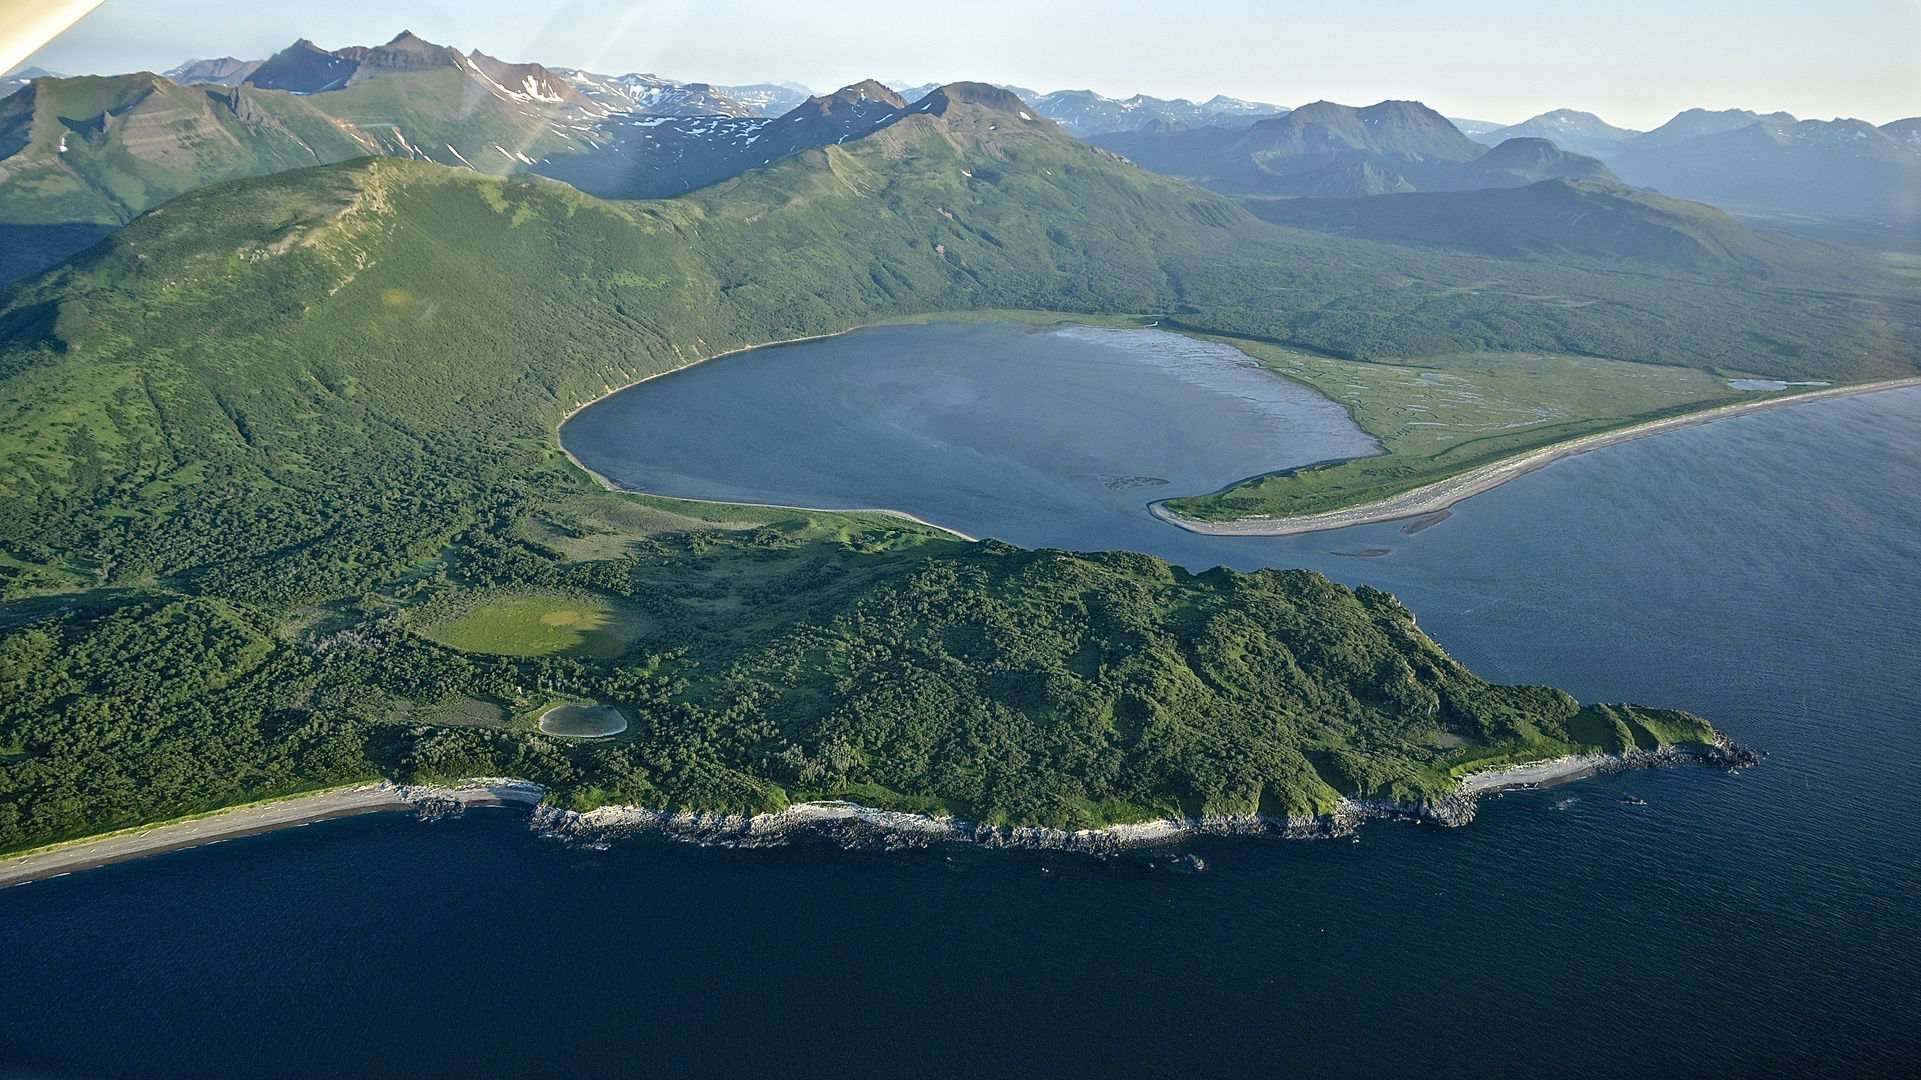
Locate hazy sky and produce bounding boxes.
[14,0,1920,129]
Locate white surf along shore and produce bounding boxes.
[0,737,1755,888]
[1151,376,1921,537]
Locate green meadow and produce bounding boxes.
[417,594,648,659]
[1164,337,1761,520]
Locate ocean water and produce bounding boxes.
[3,328,1918,1078]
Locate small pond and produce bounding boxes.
[537,704,629,738]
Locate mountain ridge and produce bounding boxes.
[1092,101,1618,197]
[1242,177,1814,271]
[1469,109,1640,158]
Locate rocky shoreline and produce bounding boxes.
[0,736,1759,887]
[527,733,1761,853]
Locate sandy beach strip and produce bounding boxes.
[1151,376,1921,537]
[1453,755,1621,795]
[0,780,545,890]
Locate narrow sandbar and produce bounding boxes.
[1152,377,1921,537]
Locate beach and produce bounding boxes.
[1150,376,1921,537]
[0,780,543,890]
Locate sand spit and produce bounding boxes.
[0,780,543,890]
[1151,377,1921,537]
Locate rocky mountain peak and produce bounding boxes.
[918,82,1042,119]
[1240,99,1483,163]
[245,38,367,93]
[355,31,464,78]
[803,80,909,115]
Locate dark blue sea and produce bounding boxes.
[5,325,1918,1078]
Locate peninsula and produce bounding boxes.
[0,82,1904,863]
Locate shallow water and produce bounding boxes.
[4,328,1918,1078]
[537,704,628,738]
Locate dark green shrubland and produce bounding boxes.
[0,100,1789,850]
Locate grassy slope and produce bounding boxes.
[265,67,585,170]
[0,75,371,229]
[0,99,1858,849]
[1239,179,1813,270]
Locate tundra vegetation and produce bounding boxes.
[1,87,1898,853]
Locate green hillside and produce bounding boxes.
[1241,179,1823,272]
[261,65,585,171]
[0,75,367,229]
[0,86,1869,851]
[0,46,598,281]
[0,74,374,278]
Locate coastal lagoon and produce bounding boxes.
[3,326,1918,1077]
[560,322,1380,554]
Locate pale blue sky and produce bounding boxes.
[15,0,1920,129]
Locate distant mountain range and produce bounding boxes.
[1096,96,1920,249]
[163,57,262,86]
[4,28,1919,280]
[1024,90,1287,137]
[1092,100,1620,198]
[1470,107,1921,248]
[1468,109,1639,159]
[1468,107,1802,158]
[1246,178,1818,273]
[1610,116,1921,246]
[0,66,62,98]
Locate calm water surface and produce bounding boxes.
[560,322,1378,551]
[4,326,1918,1078]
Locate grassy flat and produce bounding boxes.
[414,697,506,727]
[1163,335,1768,521]
[419,595,649,658]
